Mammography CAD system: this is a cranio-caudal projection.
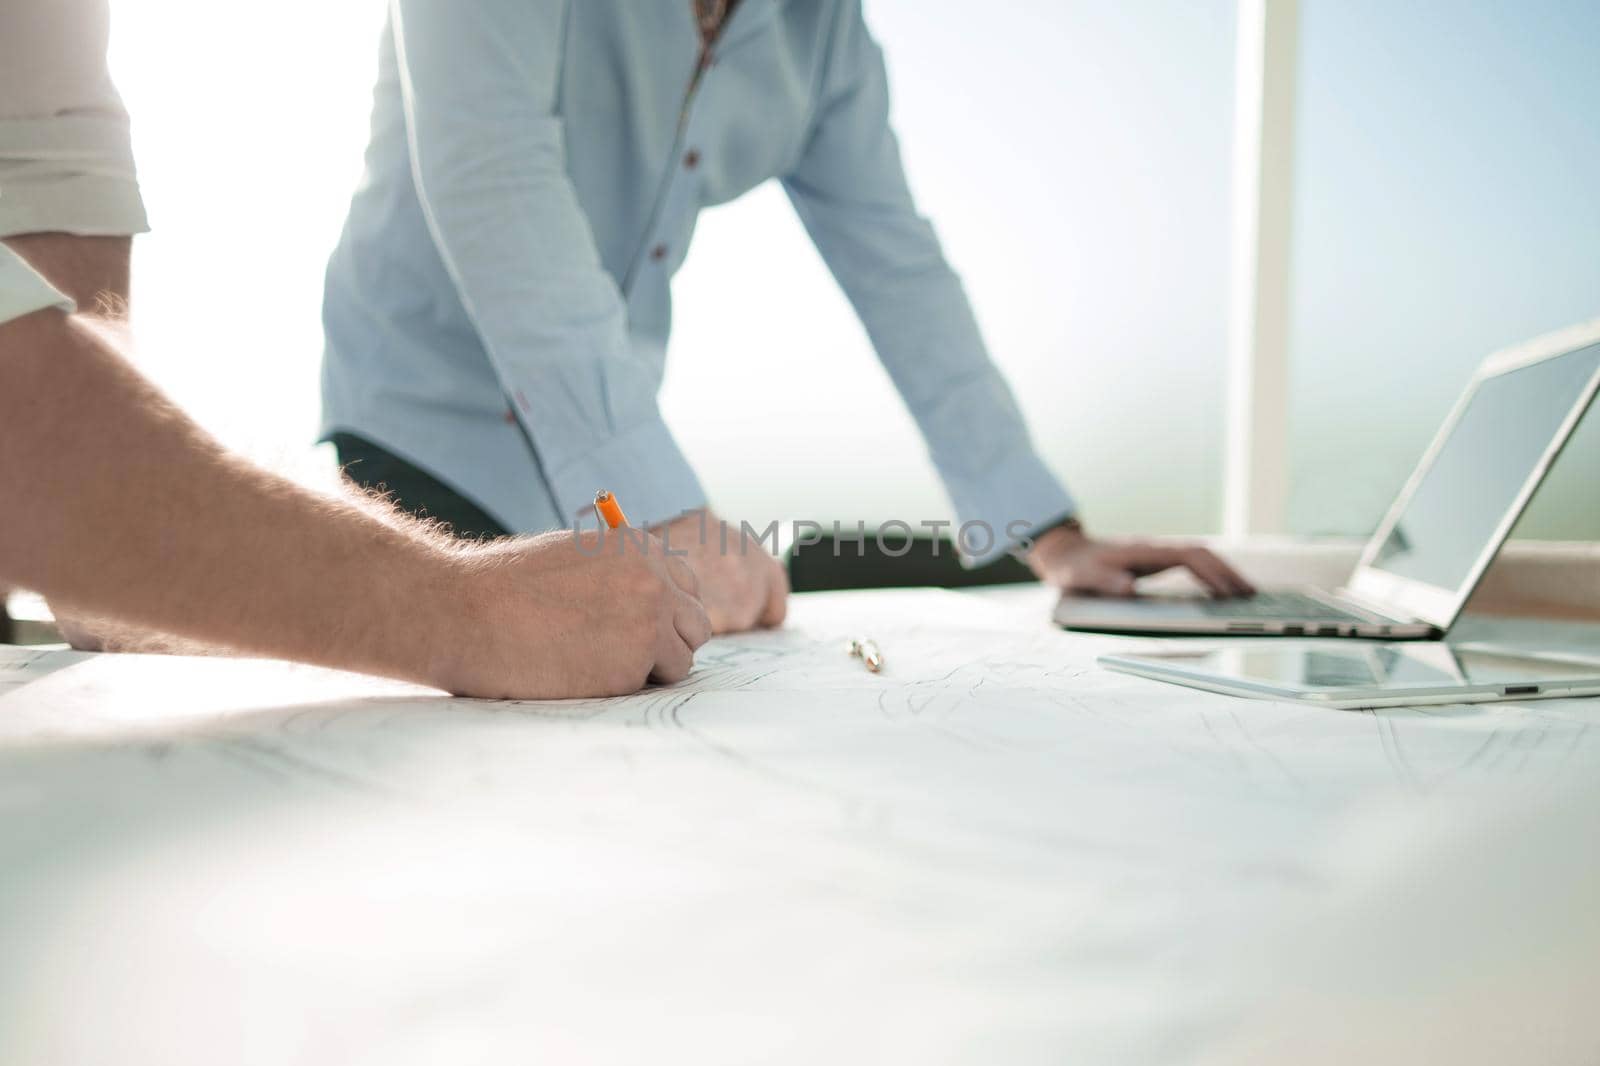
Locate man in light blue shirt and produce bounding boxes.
[322,0,1252,630]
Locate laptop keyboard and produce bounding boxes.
[1199,591,1371,622]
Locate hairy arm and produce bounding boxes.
[0,307,454,680]
[2,233,434,653]
[0,304,710,696]
[0,232,132,643]
[1,233,130,315]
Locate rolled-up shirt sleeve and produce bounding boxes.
[0,246,74,325]
[782,1,1075,564]
[387,0,706,529]
[0,0,149,238]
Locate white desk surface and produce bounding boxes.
[2,586,1596,1065]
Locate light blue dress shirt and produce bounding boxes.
[321,0,1074,563]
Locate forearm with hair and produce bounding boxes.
[0,309,466,685]
[2,234,132,316]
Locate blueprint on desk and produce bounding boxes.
[0,587,1595,1065]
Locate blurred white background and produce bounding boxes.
[109,0,1597,539]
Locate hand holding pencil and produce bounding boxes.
[583,489,712,683]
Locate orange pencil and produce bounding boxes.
[594,489,629,530]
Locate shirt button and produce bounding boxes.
[650,243,668,262]
[684,148,701,169]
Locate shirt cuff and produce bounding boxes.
[0,246,74,325]
[940,446,1077,568]
[544,414,708,531]
[0,114,150,237]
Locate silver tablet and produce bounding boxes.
[1100,641,1600,709]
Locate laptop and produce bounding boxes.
[1054,317,1600,640]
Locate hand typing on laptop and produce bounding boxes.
[1052,324,1600,638]
[1024,519,1256,599]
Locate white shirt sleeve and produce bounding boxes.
[0,0,149,237]
[0,245,74,325]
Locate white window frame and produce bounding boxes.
[1224,0,1299,537]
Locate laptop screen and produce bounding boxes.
[1370,341,1600,591]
